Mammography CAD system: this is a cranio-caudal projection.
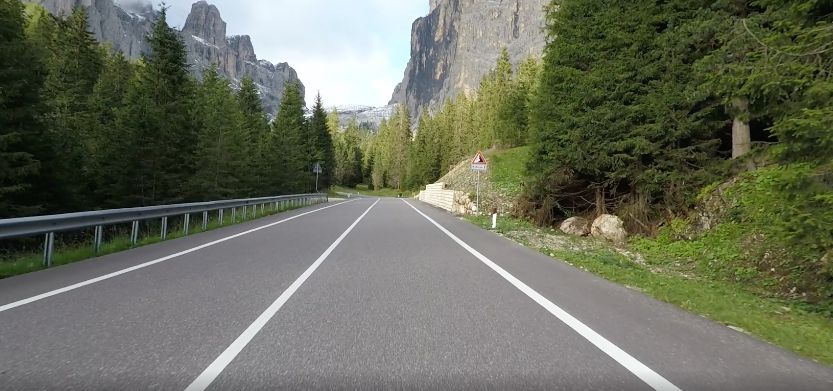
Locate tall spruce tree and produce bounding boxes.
[190,66,247,199]
[308,93,335,190]
[236,75,271,196]
[269,81,308,193]
[0,0,46,217]
[35,7,104,212]
[114,7,196,206]
[526,0,720,223]
[88,50,134,207]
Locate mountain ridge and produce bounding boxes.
[390,0,548,116]
[28,0,303,116]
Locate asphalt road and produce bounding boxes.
[1,198,832,390]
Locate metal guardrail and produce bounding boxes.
[0,193,328,267]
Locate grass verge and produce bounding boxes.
[466,214,833,366]
[0,202,314,279]
[332,185,413,198]
[487,146,530,199]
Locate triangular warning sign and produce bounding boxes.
[471,151,487,164]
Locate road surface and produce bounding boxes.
[1,198,831,390]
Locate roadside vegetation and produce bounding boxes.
[0,202,311,279]
[1,1,336,222]
[466,213,833,366]
[327,0,833,355]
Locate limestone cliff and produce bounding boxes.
[390,0,548,116]
[181,1,303,115]
[28,0,303,116]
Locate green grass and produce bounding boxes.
[0,201,314,279]
[332,185,414,198]
[487,146,531,198]
[465,214,833,366]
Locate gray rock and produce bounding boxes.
[591,214,628,243]
[181,1,304,116]
[390,0,548,117]
[31,0,155,60]
[330,105,395,131]
[560,217,590,237]
[28,0,303,117]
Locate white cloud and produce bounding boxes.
[164,0,427,107]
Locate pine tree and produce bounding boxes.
[88,50,134,207]
[526,0,721,222]
[114,7,196,206]
[269,81,308,193]
[237,75,270,196]
[32,6,105,212]
[0,0,45,217]
[190,66,247,199]
[406,109,441,188]
[308,93,335,190]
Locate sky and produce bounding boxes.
[159,1,428,107]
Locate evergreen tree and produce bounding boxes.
[269,80,308,193]
[334,118,363,187]
[406,109,441,188]
[88,50,134,206]
[237,75,270,196]
[33,7,105,212]
[113,7,196,206]
[526,0,720,221]
[308,93,335,190]
[0,0,45,217]
[190,66,247,199]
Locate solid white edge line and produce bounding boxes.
[402,200,682,391]
[0,200,357,314]
[183,198,380,391]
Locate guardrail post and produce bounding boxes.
[43,232,55,267]
[183,214,190,235]
[231,207,237,223]
[161,217,168,240]
[94,225,103,254]
[219,209,224,225]
[130,221,139,246]
[202,211,208,231]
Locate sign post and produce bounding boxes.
[470,151,488,213]
[313,162,322,192]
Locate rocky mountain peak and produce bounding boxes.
[391,0,547,116]
[28,0,303,117]
[229,35,256,62]
[182,0,226,46]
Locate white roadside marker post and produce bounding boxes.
[491,207,497,229]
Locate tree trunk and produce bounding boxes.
[732,97,751,159]
[595,187,607,216]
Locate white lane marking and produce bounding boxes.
[402,200,682,391]
[0,200,357,313]
[183,198,380,391]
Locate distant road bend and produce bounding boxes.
[1,198,831,390]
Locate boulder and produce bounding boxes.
[591,214,628,243]
[560,217,590,237]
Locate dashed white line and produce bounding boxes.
[183,198,380,391]
[0,200,356,313]
[402,199,682,391]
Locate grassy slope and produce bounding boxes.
[331,185,412,198]
[462,147,833,366]
[487,146,530,199]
